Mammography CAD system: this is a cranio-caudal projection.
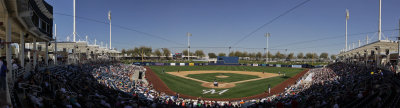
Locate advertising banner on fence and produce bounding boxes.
[155,63,164,66]
[276,64,281,67]
[253,64,258,66]
[292,65,302,68]
[180,63,185,66]
[189,63,194,66]
[170,63,176,66]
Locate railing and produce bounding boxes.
[11,68,25,82]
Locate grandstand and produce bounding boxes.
[2,0,400,108]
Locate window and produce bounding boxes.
[41,20,47,31]
[32,13,39,27]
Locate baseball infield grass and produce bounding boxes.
[149,66,304,98]
[186,73,260,83]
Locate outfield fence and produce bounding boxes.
[133,62,316,68]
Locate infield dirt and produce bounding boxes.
[166,71,279,88]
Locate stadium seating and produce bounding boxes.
[7,61,400,108]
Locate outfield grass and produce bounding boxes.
[186,73,260,83]
[150,66,304,98]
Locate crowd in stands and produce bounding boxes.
[244,62,399,108]
[6,60,400,108]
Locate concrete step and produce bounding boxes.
[0,91,10,107]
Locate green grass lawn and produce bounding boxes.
[186,73,260,83]
[149,66,305,98]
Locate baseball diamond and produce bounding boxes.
[146,66,306,100]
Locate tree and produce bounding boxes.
[305,53,313,59]
[256,52,262,59]
[139,46,152,57]
[330,55,336,60]
[162,48,171,59]
[154,49,162,59]
[275,51,285,59]
[234,51,242,57]
[218,53,226,57]
[228,51,235,57]
[121,49,126,54]
[130,46,152,57]
[195,50,205,58]
[208,53,217,58]
[248,53,256,59]
[242,51,248,57]
[312,53,319,59]
[319,52,329,59]
[182,49,193,56]
[132,47,141,57]
[297,52,304,59]
[287,53,294,59]
[267,51,274,59]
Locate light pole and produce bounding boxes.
[108,11,112,49]
[378,0,382,40]
[187,32,192,61]
[265,33,270,64]
[73,0,76,42]
[228,46,231,56]
[345,9,349,51]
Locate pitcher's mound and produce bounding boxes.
[201,82,235,88]
[216,75,229,78]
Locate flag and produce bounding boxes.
[108,11,111,20]
[187,32,192,36]
[346,9,349,20]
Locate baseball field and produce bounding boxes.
[147,66,306,100]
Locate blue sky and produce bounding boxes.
[46,0,400,55]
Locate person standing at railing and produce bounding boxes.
[0,59,7,91]
[12,59,19,70]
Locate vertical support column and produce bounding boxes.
[33,38,37,69]
[365,50,368,67]
[20,32,25,68]
[86,47,89,60]
[5,16,12,105]
[377,47,381,67]
[386,49,390,66]
[67,48,70,64]
[45,42,48,66]
[54,24,57,65]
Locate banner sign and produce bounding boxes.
[155,63,164,66]
[292,65,302,68]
